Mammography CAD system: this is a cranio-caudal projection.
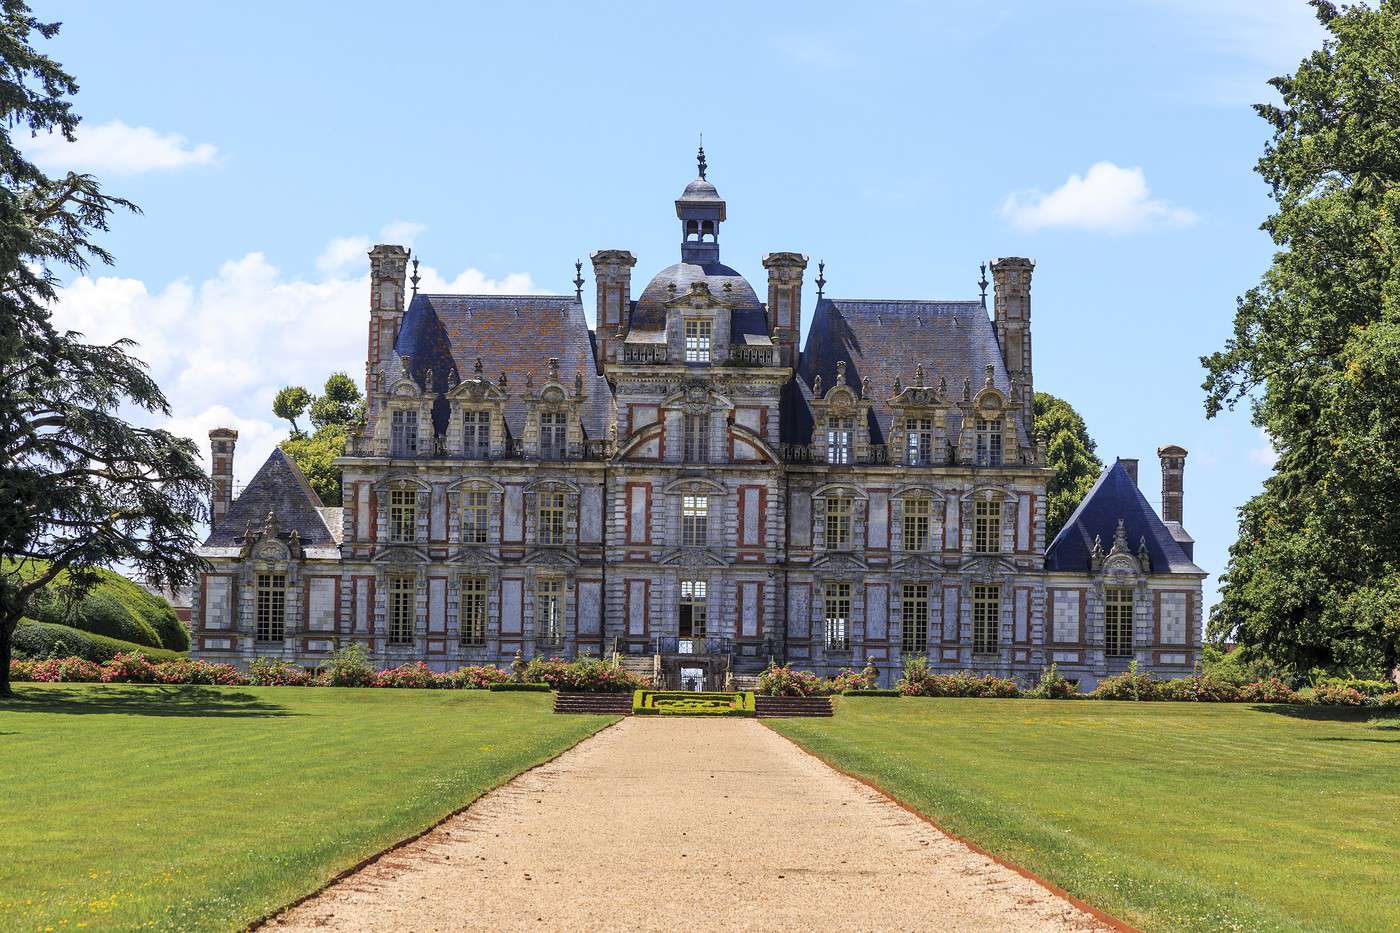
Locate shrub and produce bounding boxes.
[898,659,1020,698]
[12,656,104,683]
[557,657,646,693]
[829,668,876,694]
[1240,678,1302,704]
[441,665,510,689]
[1310,684,1369,706]
[7,559,189,651]
[756,664,830,697]
[248,657,315,686]
[1089,662,1159,701]
[154,659,247,686]
[841,688,901,697]
[325,642,374,687]
[1156,675,1242,702]
[100,651,159,684]
[1376,691,1400,709]
[1313,676,1394,698]
[372,662,440,689]
[10,620,184,663]
[488,682,552,692]
[1026,664,1079,699]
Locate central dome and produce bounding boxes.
[680,177,722,202]
[635,260,761,311]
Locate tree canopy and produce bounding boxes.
[0,2,207,694]
[1202,1,1400,677]
[276,372,363,505]
[1033,392,1104,543]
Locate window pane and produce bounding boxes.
[976,417,1003,466]
[825,582,851,650]
[682,495,708,547]
[1105,588,1134,657]
[973,500,1002,554]
[973,584,1000,654]
[903,498,931,551]
[538,491,566,545]
[825,496,852,549]
[256,573,286,641]
[901,584,929,653]
[685,319,712,363]
[462,490,489,544]
[461,576,487,644]
[388,575,415,644]
[390,488,417,543]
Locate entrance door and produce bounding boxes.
[679,666,705,691]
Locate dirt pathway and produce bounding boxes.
[268,718,1114,932]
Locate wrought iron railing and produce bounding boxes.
[652,635,734,657]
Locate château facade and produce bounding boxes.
[192,153,1205,689]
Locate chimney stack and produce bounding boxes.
[1158,445,1188,524]
[366,244,410,423]
[761,252,807,368]
[591,249,636,368]
[1119,457,1139,486]
[990,257,1035,433]
[208,428,238,524]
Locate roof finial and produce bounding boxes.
[573,259,584,300]
[978,262,988,308]
[816,260,826,298]
[697,134,707,180]
[410,257,421,296]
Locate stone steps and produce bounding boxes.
[754,696,834,718]
[554,693,634,715]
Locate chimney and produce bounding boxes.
[1119,457,1139,486]
[1158,445,1188,524]
[591,249,636,369]
[208,428,238,524]
[761,252,807,369]
[366,244,410,423]
[990,257,1035,433]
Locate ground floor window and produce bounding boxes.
[255,573,286,642]
[537,579,563,644]
[387,575,415,645]
[1105,587,1134,658]
[461,576,487,644]
[825,582,851,651]
[973,584,1000,655]
[679,579,707,638]
[901,583,929,653]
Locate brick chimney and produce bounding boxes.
[591,249,636,368]
[761,252,807,368]
[366,244,410,422]
[990,257,1035,433]
[1158,445,1188,524]
[1119,457,1139,486]
[208,428,238,524]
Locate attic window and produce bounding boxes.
[975,417,1002,466]
[391,409,419,457]
[906,417,934,466]
[684,319,711,363]
[826,416,853,465]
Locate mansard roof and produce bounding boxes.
[789,297,1019,446]
[204,447,337,548]
[1045,459,1203,575]
[394,293,612,438]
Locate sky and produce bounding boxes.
[33,0,1331,613]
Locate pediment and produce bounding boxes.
[959,555,1019,576]
[372,544,430,565]
[447,377,506,403]
[892,553,942,575]
[812,551,868,571]
[657,548,730,568]
[523,547,579,566]
[454,546,502,566]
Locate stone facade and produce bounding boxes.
[191,154,1205,689]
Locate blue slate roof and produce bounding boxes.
[394,293,612,439]
[204,447,336,547]
[1045,459,1203,575]
[631,260,764,337]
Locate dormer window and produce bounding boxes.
[906,417,934,465]
[540,412,567,460]
[463,410,490,459]
[975,417,1002,466]
[684,319,711,363]
[826,416,853,465]
[390,409,418,457]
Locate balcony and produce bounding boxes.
[729,345,775,366]
[781,443,891,465]
[652,635,734,657]
[344,435,614,461]
[622,344,669,364]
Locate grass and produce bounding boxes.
[0,684,614,931]
[768,698,1400,933]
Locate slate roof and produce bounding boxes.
[631,260,764,338]
[394,293,612,439]
[788,298,1024,447]
[1045,459,1203,575]
[204,447,337,548]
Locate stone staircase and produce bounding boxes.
[554,692,634,715]
[617,655,657,685]
[754,695,834,718]
[732,674,761,692]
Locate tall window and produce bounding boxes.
[462,490,489,545]
[903,498,932,551]
[684,412,710,463]
[973,499,1002,554]
[681,495,708,547]
[537,491,566,545]
[388,575,415,645]
[389,488,417,543]
[900,583,929,653]
[973,584,1000,655]
[460,576,487,644]
[679,579,707,638]
[906,417,934,465]
[540,412,567,459]
[825,496,853,550]
[684,319,712,363]
[255,573,286,642]
[1105,588,1134,658]
[825,582,851,651]
[537,579,563,644]
[826,416,853,464]
[463,410,490,458]
[390,409,419,457]
[975,417,1003,466]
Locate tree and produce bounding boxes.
[1202,1,1400,677]
[272,385,311,436]
[0,3,207,695]
[1034,392,1104,543]
[276,372,363,505]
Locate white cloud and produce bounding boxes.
[49,241,539,493]
[27,120,218,175]
[1001,162,1198,234]
[1249,427,1278,467]
[316,236,371,274]
[379,220,427,246]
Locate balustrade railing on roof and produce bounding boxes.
[728,345,775,366]
[622,344,669,364]
[343,434,614,461]
[780,443,891,465]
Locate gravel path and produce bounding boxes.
[267,718,1114,932]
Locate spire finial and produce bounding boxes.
[697,135,707,180]
[573,259,584,300]
[816,260,826,298]
[978,262,988,308]
[410,257,421,296]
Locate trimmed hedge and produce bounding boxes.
[11,620,184,663]
[841,688,902,697]
[488,682,553,692]
[7,560,188,651]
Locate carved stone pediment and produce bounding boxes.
[892,554,942,575]
[454,546,502,566]
[959,555,1019,576]
[889,386,946,407]
[372,544,430,565]
[658,548,729,569]
[523,547,579,567]
[812,551,868,572]
[447,377,506,403]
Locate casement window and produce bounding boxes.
[684,319,712,363]
[906,417,934,466]
[461,490,489,545]
[901,583,929,653]
[903,498,932,551]
[681,495,709,547]
[973,584,1001,655]
[537,491,566,545]
[536,579,563,644]
[390,409,419,457]
[387,574,415,645]
[1105,588,1135,658]
[255,573,286,642]
[684,412,710,463]
[975,417,1003,466]
[679,579,708,638]
[825,496,853,550]
[825,582,851,651]
[540,412,567,460]
[826,416,853,465]
[460,576,487,644]
[973,499,1002,554]
[389,488,417,543]
[463,410,490,458]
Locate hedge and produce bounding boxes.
[488,682,553,692]
[6,559,188,651]
[841,688,902,697]
[11,620,184,663]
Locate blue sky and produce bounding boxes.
[36,1,1329,611]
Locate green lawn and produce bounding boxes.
[768,698,1400,933]
[0,684,614,931]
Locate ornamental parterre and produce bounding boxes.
[191,149,1204,691]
